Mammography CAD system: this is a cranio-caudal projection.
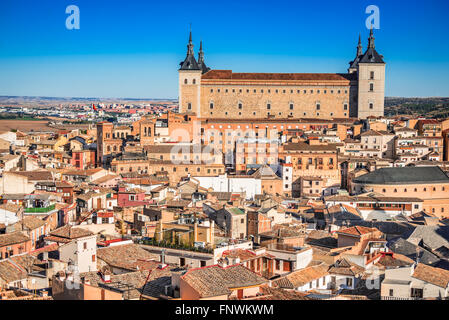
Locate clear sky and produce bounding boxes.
[0,0,448,99]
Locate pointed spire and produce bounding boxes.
[187,27,194,56]
[179,28,200,71]
[197,40,210,74]
[357,33,363,56]
[368,27,375,49]
[198,40,204,63]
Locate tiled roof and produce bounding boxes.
[283,142,337,152]
[47,225,94,241]
[0,232,30,247]
[337,226,378,237]
[97,244,159,271]
[273,264,329,289]
[0,260,27,283]
[353,166,449,185]
[11,170,53,181]
[248,285,312,300]
[181,264,267,298]
[202,70,353,82]
[12,216,46,231]
[80,270,149,300]
[412,263,449,288]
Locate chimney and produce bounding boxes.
[101,270,111,283]
[161,249,166,264]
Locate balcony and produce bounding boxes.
[24,204,56,213]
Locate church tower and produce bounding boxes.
[178,31,202,114]
[356,28,386,119]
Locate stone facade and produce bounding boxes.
[178,30,385,120]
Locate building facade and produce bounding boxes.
[178,29,385,120]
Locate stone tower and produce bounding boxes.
[178,31,204,115]
[356,28,386,119]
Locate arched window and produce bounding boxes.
[192,79,196,84]
[184,79,188,84]
[107,146,111,152]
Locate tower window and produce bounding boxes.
[267,103,271,110]
[370,83,374,92]
[238,103,243,109]
[344,104,348,110]
[192,79,196,84]
[316,103,321,110]
[184,79,188,84]
[210,102,214,109]
[369,103,374,110]
[370,71,374,80]
[187,103,192,110]
[290,103,294,110]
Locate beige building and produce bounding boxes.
[178,29,385,120]
[351,166,449,218]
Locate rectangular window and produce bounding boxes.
[283,261,291,272]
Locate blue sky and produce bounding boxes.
[0,0,448,98]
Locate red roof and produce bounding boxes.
[202,70,353,82]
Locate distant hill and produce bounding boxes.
[385,97,449,118]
